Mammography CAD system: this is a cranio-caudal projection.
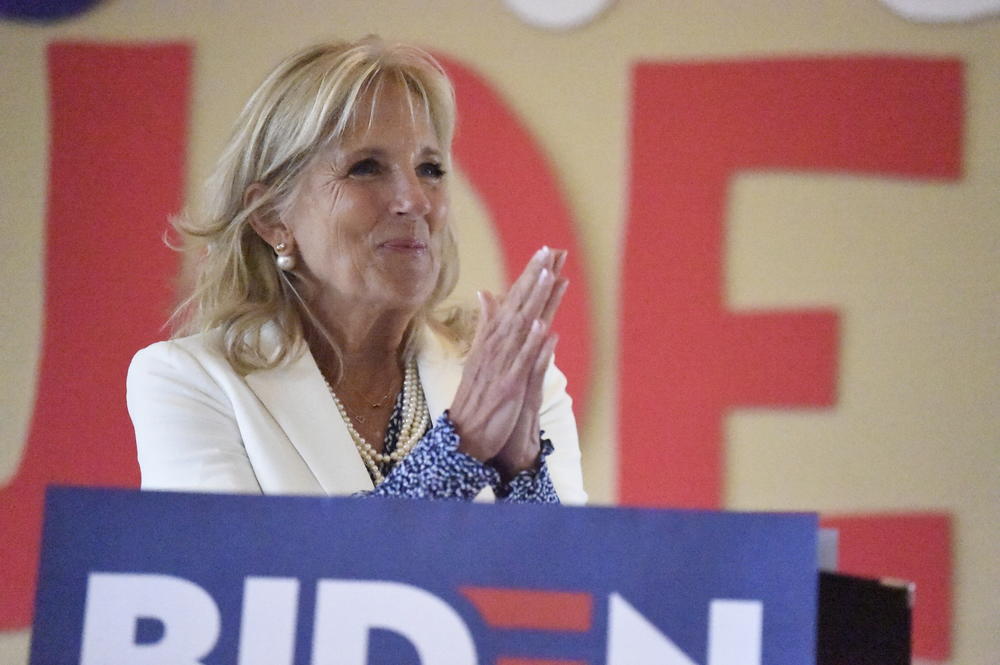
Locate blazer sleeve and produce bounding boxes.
[126,341,262,493]
[539,360,588,505]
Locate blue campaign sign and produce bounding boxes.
[32,487,817,664]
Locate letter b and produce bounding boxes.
[80,573,220,665]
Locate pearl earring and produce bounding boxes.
[274,242,297,271]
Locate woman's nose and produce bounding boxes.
[390,172,432,218]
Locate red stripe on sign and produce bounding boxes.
[459,587,593,631]
[0,42,190,629]
[497,656,587,665]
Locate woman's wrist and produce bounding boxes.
[492,436,557,502]
[450,416,490,463]
[490,443,542,484]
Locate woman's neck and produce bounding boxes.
[304,298,417,387]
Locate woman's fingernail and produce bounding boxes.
[532,319,543,333]
[535,246,550,261]
[538,268,551,284]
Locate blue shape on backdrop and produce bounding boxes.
[0,0,99,21]
[32,487,818,664]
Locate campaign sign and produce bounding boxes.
[32,487,817,664]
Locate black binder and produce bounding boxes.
[817,572,913,665]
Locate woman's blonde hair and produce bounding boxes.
[172,37,466,376]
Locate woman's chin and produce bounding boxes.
[375,263,439,304]
[373,279,438,313]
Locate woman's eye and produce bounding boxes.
[417,162,446,179]
[347,158,380,177]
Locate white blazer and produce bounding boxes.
[126,327,587,504]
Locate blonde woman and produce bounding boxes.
[126,38,586,504]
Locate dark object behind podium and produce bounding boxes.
[817,571,912,665]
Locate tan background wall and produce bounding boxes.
[1,1,996,662]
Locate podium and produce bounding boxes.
[30,488,907,664]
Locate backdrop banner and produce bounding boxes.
[31,487,817,664]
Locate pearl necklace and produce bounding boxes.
[326,358,429,485]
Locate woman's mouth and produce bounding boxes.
[379,238,428,252]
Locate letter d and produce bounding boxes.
[312,580,476,665]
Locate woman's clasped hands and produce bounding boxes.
[449,246,569,481]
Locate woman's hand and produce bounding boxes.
[490,250,568,480]
[449,247,567,465]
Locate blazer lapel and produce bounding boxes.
[417,328,465,422]
[245,346,374,495]
[242,326,464,496]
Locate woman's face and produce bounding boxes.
[283,81,449,316]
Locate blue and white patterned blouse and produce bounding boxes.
[357,392,559,503]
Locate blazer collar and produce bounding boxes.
[244,325,466,495]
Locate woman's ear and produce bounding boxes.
[245,182,290,248]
